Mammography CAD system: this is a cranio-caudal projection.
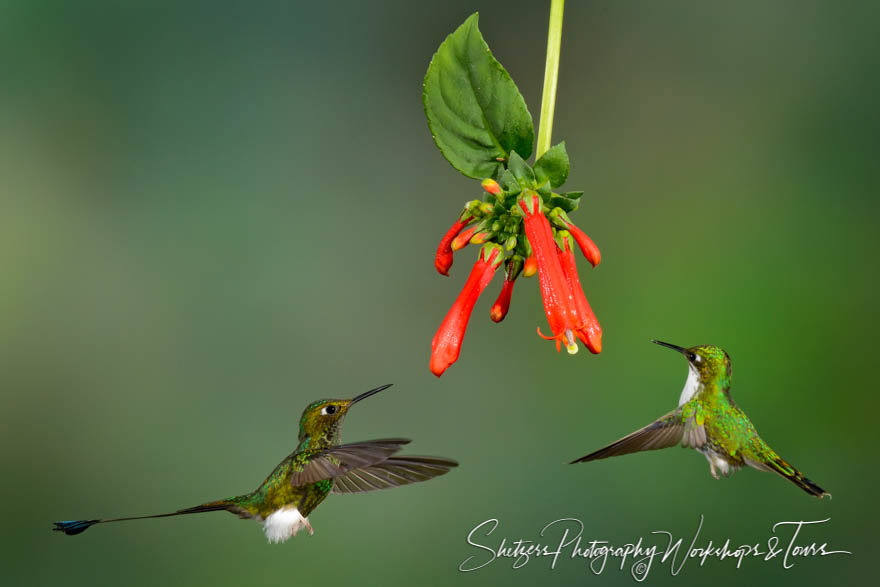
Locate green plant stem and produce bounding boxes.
[536,0,564,160]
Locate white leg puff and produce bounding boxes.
[262,507,313,543]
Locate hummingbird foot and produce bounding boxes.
[304,517,314,536]
[704,450,732,480]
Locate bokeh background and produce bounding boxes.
[2,1,877,585]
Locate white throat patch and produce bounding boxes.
[262,507,313,543]
[679,364,701,406]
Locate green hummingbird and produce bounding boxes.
[53,384,458,542]
[571,341,829,498]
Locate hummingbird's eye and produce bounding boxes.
[687,352,697,362]
[322,405,337,415]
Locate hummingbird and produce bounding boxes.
[53,384,458,542]
[571,341,829,498]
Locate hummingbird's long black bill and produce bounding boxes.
[651,340,686,354]
[350,383,393,405]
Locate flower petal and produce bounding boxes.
[430,245,503,376]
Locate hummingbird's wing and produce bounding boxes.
[289,439,411,486]
[331,456,458,494]
[570,410,702,463]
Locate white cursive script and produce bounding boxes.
[459,516,851,580]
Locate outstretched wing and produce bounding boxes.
[331,456,458,494]
[289,439,411,486]
[571,410,693,464]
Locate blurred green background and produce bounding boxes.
[1,1,877,585]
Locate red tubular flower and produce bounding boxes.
[434,215,473,276]
[490,257,522,323]
[481,178,502,197]
[550,209,601,267]
[518,193,581,354]
[566,223,601,267]
[430,245,503,377]
[470,230,495,245]
[451,224,480,251]
[558,231,602,354]
[490,279,514,322]
[523,255,538,277]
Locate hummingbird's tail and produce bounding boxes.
[52,499,235,536]
[763,456,830,498]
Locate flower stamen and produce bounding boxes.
[564,329,579,355]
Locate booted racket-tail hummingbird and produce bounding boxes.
[54,384,458,542]
[571,341,829,498]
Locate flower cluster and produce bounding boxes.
[430,174,602,377]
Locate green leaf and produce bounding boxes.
[534,142,569,188]
[498,169,521,197]
[507,151,536,187]
[423,13,534,179]
[548,192,580,213]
